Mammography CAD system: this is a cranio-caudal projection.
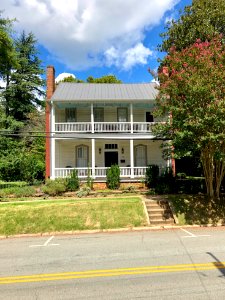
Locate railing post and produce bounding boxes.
[130,139,134,178]
[92,139,95,179]
[130,103,133,133]
[91,103,94,133]
[50,102,55,179]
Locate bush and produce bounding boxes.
[0,186,36,198]
[0,152,45,184]
[106,165,120,189]
[155,169,175,194]
[66,170,80,191]
[42,178,67,196]
[175,177,206,194]
[145,164,159,188]
[76,186,91,198]
[0,181,27,189]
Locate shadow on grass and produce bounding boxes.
[168,194,225,225]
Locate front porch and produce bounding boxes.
[52,139,169,180]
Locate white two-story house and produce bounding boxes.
[46,66,171,182]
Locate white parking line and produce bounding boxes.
[29,236,60,248]
[180,228,210,238]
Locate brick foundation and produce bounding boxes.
[92,181,146,190]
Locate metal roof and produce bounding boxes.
[51,83,158,102]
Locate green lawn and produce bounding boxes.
[0,197,147,236]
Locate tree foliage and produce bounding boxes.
[59,74,122,84]
[2,31,44,121]
[59,75,84,83]
[87,75,122,83]
[157,36,225,199]
[0,13,17,80]
[160,0,225,52]
[0,14,45,183]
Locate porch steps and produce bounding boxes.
[145,199,175,226]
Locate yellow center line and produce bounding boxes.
[0,262,224,285]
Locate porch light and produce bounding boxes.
[99,148,101,154]
[121,147,124,154]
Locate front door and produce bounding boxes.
[105,152,118,167]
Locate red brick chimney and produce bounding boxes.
[46,66,55,179]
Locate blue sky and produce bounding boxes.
[2,0,192,83]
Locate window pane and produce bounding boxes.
[118,108,128,122]
[66,108,76,122]
[94,108,104,122]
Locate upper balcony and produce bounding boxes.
[54,122,159,133]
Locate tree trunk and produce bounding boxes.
[214,159,225,199]
[201,147,215,199]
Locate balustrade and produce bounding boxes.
[55,122,156,133]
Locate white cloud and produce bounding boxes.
[2,0,179,70]
[55,73,76,83]
[105,43,153,70]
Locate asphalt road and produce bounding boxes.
[1,227,225,299]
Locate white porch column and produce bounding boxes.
[91,103,94,133]
[130,139,134,178]
[91,138,96,179]
[130,103,133,133]
[50,102,55,179]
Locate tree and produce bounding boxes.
[86,75,121,83]
[59,75,84,83]
[156,36,225,199]
[58,74,122,84]
[0,13,17,80]
[160,0,225,52]
[3,31,44,121]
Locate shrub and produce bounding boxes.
[106,165,120,190]
[0,186,35,198]
[76,186,91,198]
[42,178,67,196]
[155,169,175,194]
[0,181,27,189]
[175,177,206,194]
[145,164,159,188]
[66,170,80,191]
[86,166,93,189]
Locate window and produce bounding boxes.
[94,108,104,122]
[105,144,118,150]
[117,108,128,122]
[135,145,147,167]
[146,112,154,122]
[76,145,88,167]
[65,108,76,122]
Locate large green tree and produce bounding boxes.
[160,0,225,52]
[156,36,225,199]
[3,31,44,121]
[0,13,17,81]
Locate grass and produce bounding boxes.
[0,197,147,236]
[169,194,225,225]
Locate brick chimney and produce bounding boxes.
[45,66,55,179]
[46,65,55,99]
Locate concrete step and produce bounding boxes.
[144,199,175,226]
[150,219,175,225]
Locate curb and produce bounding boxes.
[0,223,224,240]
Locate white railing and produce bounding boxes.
[55,123,92,132]
[55,168,91,178]
[55,122,156,133]
[133,122,154,132]
[94,122,131,132]
[55,167,147,179]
